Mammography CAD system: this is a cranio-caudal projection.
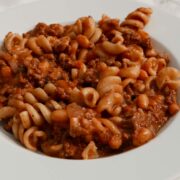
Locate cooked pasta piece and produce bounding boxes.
[19,111,32,129]
[8,98,25,110]
[99,65,119,79]
[81,87,99,108]
[45,100,62,110]
[156,67,180,89]
[34,103,51,124]
[78,49,88,61]
[70,87,84,105]
[25,103,44,126]
[82,16,96,38]
[0,106,16,120]
[11,117,46,151]
[120,7,152,30]
[93,44,110,58]
[97,75,122,97]
[4,32,27,53]
[44,83,57,96]
[76,35,90,48]
[24,92,38,105]
[101,41,127,55]
[26,35,52,55]
[90,28,102,43]
[119,65,141,79]
[97,91,123,115]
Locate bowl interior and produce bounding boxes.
[0,35,179,159]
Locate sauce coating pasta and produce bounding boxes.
[1,7,180,159]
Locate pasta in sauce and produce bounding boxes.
[0,7,180,159]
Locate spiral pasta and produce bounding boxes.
[11,117,46,151]
[120,7,152,30]
[0,7,179,160]
[22,85,65,125]
[94,29,127,57]
[0,106,16,120]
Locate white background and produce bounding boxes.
[0,0,180,18]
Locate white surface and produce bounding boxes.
[0,0,39,12]
[137,0,180,17]
[0,0,180,180]
[1,0,180,17]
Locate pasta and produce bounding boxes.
[11,117,46,151]
[26,35,53,55]
[4,32,27,54]
[121,7,152,30]
[0,106,16,120]
[81,87,99,107]
[101,41,127,55]
[0,7,180,160]
[97,91,123,115]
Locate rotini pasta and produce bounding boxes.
[0,106,16,120]
[120,7,152,30]
[11,117,46,151]
[0,7,179,160]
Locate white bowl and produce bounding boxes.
[0,0,179,180]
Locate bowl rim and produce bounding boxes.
[0,0,179,180]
